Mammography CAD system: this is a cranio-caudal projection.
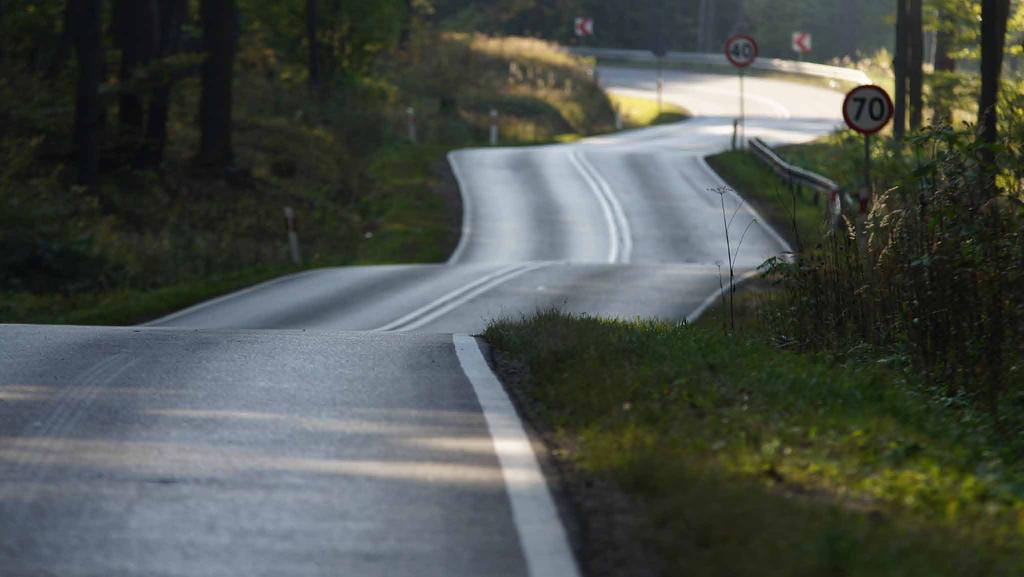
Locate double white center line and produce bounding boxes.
[375,262,551,332]
[379,148,631,332]
[568,149,633,264]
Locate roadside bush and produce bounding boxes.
[765,126,1024,453]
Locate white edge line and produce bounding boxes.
[447,151,473,265]
[142,268,327,327]
[390,263,551,333]
[696,155,793,255]
[374,264,522,332]
[453,335,582,577]
[685,268,761,323]
[568,151,619,264]
[684,156,794,323]
[574,151,634,263]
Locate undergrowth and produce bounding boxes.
[485,311,1024,577]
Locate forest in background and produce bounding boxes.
[0,0,619,324]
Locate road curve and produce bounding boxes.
[152,66,843,333]
[0,65,845,576]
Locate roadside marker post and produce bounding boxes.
[406,106,417,144]
[725,34,758,150]
[489,109,499,146]
[842,84,894,246]
[283,206,302,265]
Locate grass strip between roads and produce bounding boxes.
[607,93,689,129]
[484,312,1024,577]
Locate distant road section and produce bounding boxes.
[572,47,873,85]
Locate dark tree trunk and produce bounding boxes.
[143,0,188,167]
[114,0,160,135]
[908,0,924,130]
[74,0,103,187]
[933,11,957,126]
[53,0,76,71]
[978,0,1011,195]
[398,0,412,49]
[979,0,1011,145]
[306,0,321,92]
[893,0,908,140]
[198,0,237,169]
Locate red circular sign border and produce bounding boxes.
[842,84,894,135]
[725,34,759,68]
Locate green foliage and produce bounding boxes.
[240,0,406,79]
[387,32,615,144]
[760,126,1024,450]
[432,0,897,62]
[486,312,1024,576]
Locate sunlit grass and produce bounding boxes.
[485,311,1024,576]
[607,93,689,128]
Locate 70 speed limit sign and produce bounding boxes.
[843,85,894,134]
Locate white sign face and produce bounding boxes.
[843,85,894,135]
[725,35,758,68]
[792,32,812,53]
[574,17,594,37]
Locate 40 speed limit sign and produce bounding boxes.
[725,34,758,68]
[843,85,894,134]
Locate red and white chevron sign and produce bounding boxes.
[792,32,812,54]
[574,17,594,37]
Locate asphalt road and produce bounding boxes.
[0,66,844,576]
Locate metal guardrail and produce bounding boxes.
[748,138,845,221]
[570,47,872,85]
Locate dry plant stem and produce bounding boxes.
[720,192,736,333]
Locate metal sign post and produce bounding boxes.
[842,84,894,246]
[725,34,758,150]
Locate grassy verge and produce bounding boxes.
[608,93,689,128]
[484,312,1024,577]
[0,265,304,326]
[705,149,831,250]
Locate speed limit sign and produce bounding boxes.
[725,35,758,68]
[843,85,894,134]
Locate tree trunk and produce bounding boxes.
[198,0,237,169]
[399,0,412,49]
[306,0,321,92]
[979,0,1011,145]
[978,0,1011,195]
[114,0,160,138]
[52,0,76,71]
[908,0,924,130]
[143,0,188,167]
[893,0,908,140]
[74,0,103,187]
[933,10,956,126]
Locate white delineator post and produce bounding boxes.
[614,104,623,130]
[489,109,499,146]
[284,206,302,265]
[406,106,417,144]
